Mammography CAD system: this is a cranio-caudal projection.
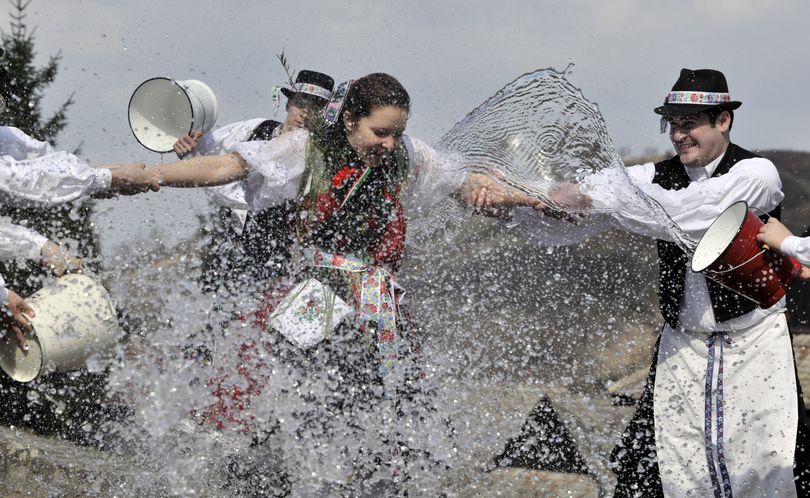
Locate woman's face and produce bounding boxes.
[343,106,408,167]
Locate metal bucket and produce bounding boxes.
[691,200,802,308]
[128,77,219,153]
[0,273,121,382]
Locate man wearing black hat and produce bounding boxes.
[497,68,809,496]
[607,69,809,498]
[171,69,334,293]
[612,69,805,497]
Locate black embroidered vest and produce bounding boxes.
[247,119,282,141]
[653,143,781,328]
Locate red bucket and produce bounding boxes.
[691,200,802,308]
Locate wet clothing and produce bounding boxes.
[198,127,460,490]
[0,126,111,205]
[188,118,273,231]
[0,126,111,260]
[650,145,781,328]
[606,146,806,497]
[186,119,288,292]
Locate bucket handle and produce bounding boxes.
[707,249,766,275]
[750,206,774,251]
[705,205,779,276]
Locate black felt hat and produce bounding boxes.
[654,68,742,117]
[280,70,334,104]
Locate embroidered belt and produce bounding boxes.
[302,247,403,397]
[705,332,734,498]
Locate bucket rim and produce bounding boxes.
[690,200,749,273]
[127,76,194,153]
[0,272,119,383]
[0,332,43,382]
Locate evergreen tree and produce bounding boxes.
[0,0,99,295]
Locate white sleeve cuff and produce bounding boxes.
[780,235,802,258]
[91,168,113,193]
[14,229,49,261]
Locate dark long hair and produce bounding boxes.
[311,73,410,159]
[342,73,410,122]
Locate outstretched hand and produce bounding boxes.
[801,266,810,281]
[107,162,160,195]
[547,182,593,210]
[461,173,546,213]
[1,290,35,352]
[40,240,82,276]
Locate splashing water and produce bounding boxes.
[1,68,705,497]
[432,67,695,251]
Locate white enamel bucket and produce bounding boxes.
[0,273,121,383]
[128,77,219,153]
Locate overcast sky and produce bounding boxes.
[4,0,809,251]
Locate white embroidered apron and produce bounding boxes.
[654,311,798,497]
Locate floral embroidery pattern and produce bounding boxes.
[332,166,361,189]
[666,90,731,105]
[303,248,402,397]
[293,299,322,323]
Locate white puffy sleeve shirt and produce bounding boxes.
[0,126,110,261]
[0,126,111,206]
[582,156,783,243]
[190,118,267,210]
[514,155,783,248]
[0,217,48,261]
[227,129,465,218]
[516,151,785,331]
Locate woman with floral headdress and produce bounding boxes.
[143,72,531,493]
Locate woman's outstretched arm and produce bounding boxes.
[149,153,248,188]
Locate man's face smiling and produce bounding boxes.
[668,111,731,168]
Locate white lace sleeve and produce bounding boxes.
[0,127,110,205]
[193,119,266,209]
[227,128,308,211]
[0,216,47,261]
[402,136,466,217]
